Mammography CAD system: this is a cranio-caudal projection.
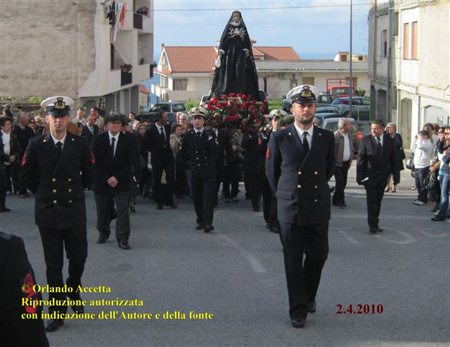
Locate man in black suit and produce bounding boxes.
[92,114,136,250]
[266,85,335,328]
[144,111,176,209]
[20,97,93,332]
[179,107,218,233]
[241,127,261,211]
[81,114,99,146]
[13,111,35,197]
[357,119,400,233]
[0,231,49,347]
[0,116,20,212]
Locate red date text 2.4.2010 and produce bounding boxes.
[336,304,383,314]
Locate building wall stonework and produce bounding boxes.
[0,0,96,99]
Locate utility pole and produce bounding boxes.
[349,0,353,118]
[386,0,392,121]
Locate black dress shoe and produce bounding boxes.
[308,300,316,313]
[68,293,84,314]
[196,224,205,230]
[130,206,136,213]
[45,319,64,332]
[1,207,11,212]
[204,225,214,233]
[253,206,261,212]
[118,241,130,250]
[169,204,178,209]
[265,223,271,229]
[291,318,306,328]
[97,237,107,244]
[432,216,445,221]
[156,204,163,210]
[270,225,280,233]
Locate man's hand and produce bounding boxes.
[9,155,16,163]
[107,176,119,188]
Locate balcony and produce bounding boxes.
[121,71,132,86]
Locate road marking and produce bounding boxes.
[218,234,266,274]
[374,229,416,244]
[336,230,360,245]
[418,229,449,238]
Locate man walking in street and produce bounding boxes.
[266,85,335,328]
[179,107,218,233]
[91,114,136,250]
[357,119,400,233]
[20,97,93,332]
[332,118,353,208]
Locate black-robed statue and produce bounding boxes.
[211,11,261,101]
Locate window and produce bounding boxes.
[412,21,418,60]
[403,21,418,60]
[382,30,388,58]
[403,23,410,59]
[291,79,297,89]
[174,79,188,91]
[161,76,168,88]
[303,77,314,85]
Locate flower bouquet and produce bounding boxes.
[205,93,267,132]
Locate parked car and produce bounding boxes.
[316,106,340,114]
[147,102,186,124]
[316,94,336,107]
[330,97,370,120]
[315,113,340,127]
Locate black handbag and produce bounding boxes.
[406,156,414,170]
[423,171,438,190]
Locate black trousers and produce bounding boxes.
[38,225,87,314]
[244,171,260,208]
[152,161,174,206]
[0,173,6,208]
[95,191,130,242]
[223,162,239,199]
[364,183,385,229]
[192,171,216,227]
[333,161,350,205]
[280,222,329,320]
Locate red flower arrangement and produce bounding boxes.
[205,93,267,132]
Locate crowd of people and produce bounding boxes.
[1,88,449,337]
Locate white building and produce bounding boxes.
[153,44,369,103]
[0,0,154,115]
[369,0,450,147]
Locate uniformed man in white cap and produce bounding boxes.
[266,85,335,328]
[20,97,93,332]
[179,107,218,233]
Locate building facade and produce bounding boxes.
[0,0,154,115]
[369,0,450,147]
[153,44,369,103]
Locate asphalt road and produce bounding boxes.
[1,167,449,347]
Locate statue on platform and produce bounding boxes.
[211,11,261,101]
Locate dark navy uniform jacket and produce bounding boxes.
[179,129,219,178]
[266,124,335,225]
[20,132,93,229]
[0,231,49,347]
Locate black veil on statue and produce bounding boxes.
[211,11,261,101]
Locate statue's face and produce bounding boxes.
[232,12,241,22]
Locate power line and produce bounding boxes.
[154,3,368,12]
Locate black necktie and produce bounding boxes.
[302,132,309,154]
[160,127,165,141]
[376,137,382,154]
[110,137,116,157]
[197,131,202,137]
[56,142,62,157]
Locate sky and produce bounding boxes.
[153,0,370,60]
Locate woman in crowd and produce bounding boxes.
[385,123,405,192]
[136,122,152,199]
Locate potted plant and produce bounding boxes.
[120,64,133,73]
